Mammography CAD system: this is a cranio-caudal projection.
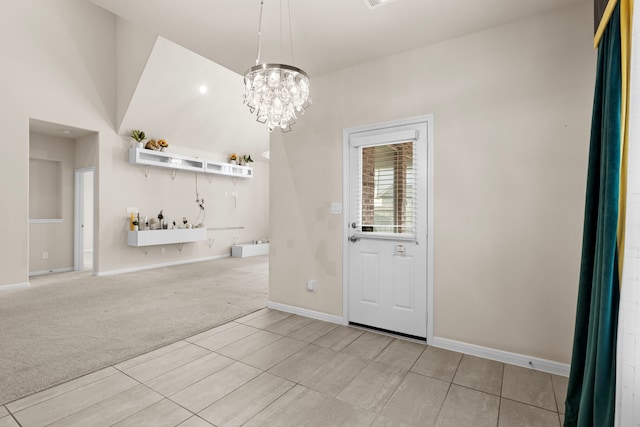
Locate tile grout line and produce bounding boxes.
[550,373,561,414]
[235,380,297,427]
[48,382,160,427]
[2,404,22,427]
[187,327,264,355]
[432,350,465,425]
[5,368,121,416]
[405,342,427,373]
[496,362,505,427]
[112,340,192,372]
[113,344,217,385]
[184,321,245,344]
[19,374,142,427]
[500,396,561,415]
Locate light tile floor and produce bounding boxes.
[1,309,568,427]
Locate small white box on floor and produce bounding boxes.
[231,243,269,258]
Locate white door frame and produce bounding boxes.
[342,114,435,342]
[74,167,94,272]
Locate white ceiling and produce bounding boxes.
[89,0,587,77]
[29,118,97,140]
[120,37,269,159]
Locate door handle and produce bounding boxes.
[349,235,360,243]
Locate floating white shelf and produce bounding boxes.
[127,228,207,247]
[231,243,270,258]
[128,148,253,178]
[205,161,253,178]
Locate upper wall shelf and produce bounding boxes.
[128,147,253,178]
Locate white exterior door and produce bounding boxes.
[346,120,429,338]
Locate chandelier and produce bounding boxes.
[243,0,311,132]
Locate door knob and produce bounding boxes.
[349,235,360,243]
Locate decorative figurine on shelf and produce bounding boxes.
[157,139,169,152]
[158,209,165,230]
[194,196,206,228]
[172,220,176,229]
[148,217,158,230]
[145,139,160,150]
[229,153,238,165]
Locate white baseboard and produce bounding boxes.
[430,336,570,377]
[0,282,30,291]
[29,267,74,277]
[96,254,231,276]
[267,301,346,325]
[263,302,570,377]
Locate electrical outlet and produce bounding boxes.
[307,279,316,292]
[161,247,166,254]
[42,252,48,260]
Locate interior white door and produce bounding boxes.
[74,168,94,272]
[347,122,428,338]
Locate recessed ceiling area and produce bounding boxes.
[88,0,587,77]
[29,118,97,140]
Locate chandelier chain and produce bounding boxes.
[280,0,283,63]
[255,0,265,65]
[287,0,294,64]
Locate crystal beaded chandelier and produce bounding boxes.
[243,0,311,132]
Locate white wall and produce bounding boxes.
[0,0,117,287]
[616,6,640,425]
[270,3,595,364]
[115,17,157,131]
[0,0,269,286]
[29,133,75,273]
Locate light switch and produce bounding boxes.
[330,202,342,215]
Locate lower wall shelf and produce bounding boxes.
[127,228,207,247]
[231,243,270,258]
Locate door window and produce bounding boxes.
[358,141,415,237]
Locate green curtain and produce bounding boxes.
[564,4,621,427]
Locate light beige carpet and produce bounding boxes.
[0,256,268,405]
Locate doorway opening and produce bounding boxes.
[343,115,434,341]
[28,118,98,278]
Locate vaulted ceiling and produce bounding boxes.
[89,0,587,78]
[87,0,587,158]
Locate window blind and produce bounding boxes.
[357,141,416,237]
